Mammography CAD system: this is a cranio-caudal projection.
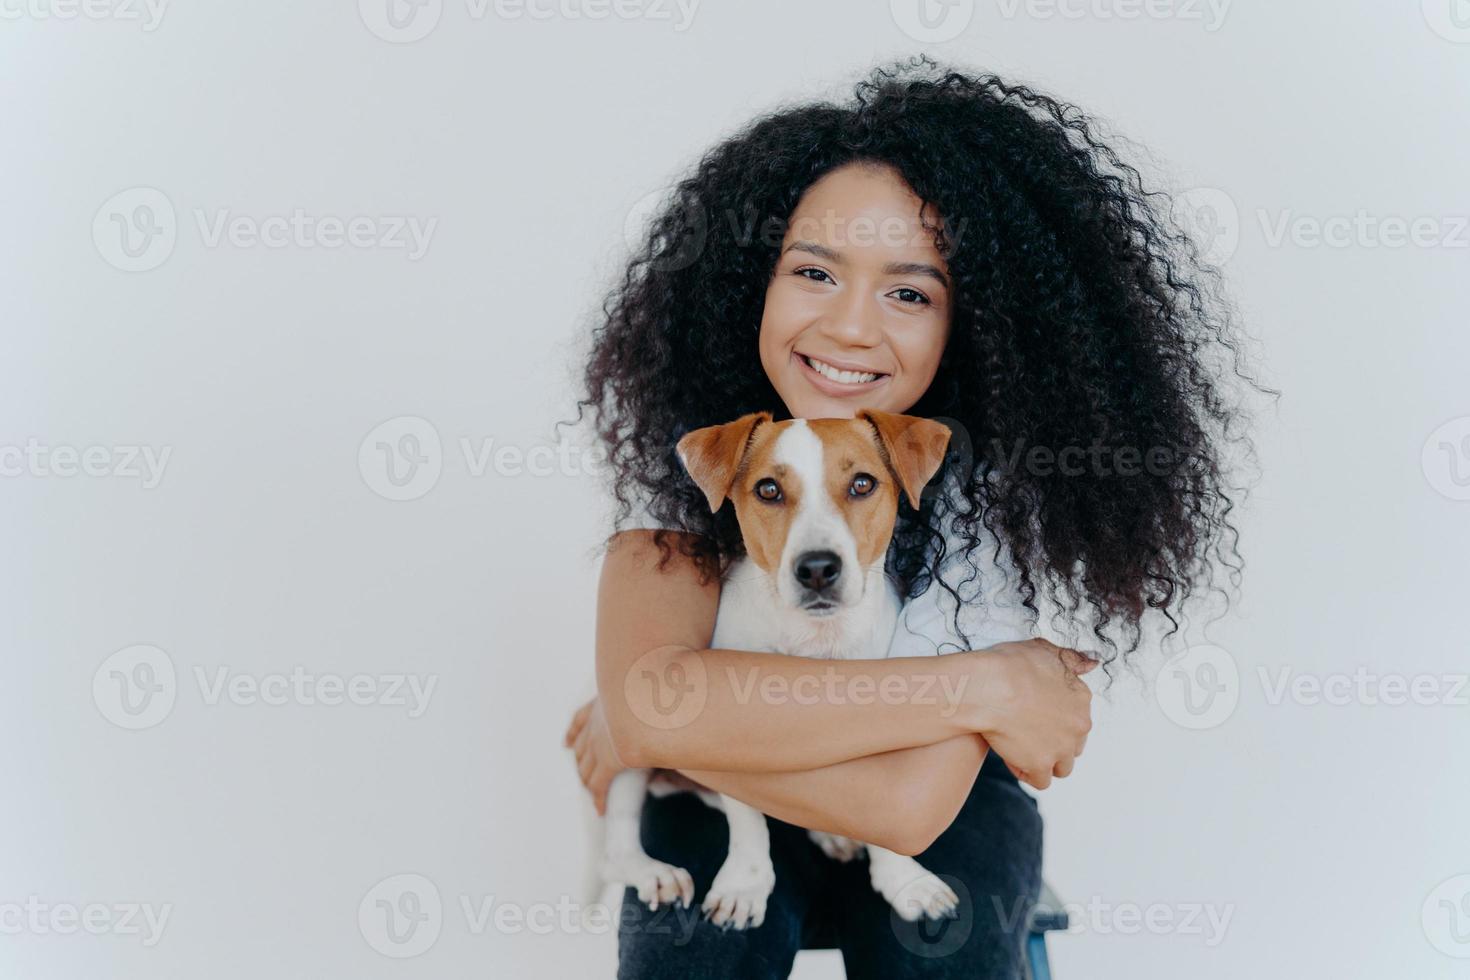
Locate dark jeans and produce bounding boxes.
[616,753,1042,979]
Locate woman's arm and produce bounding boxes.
[569,687,990,856]
[578,529,1093,851]
[677,733,991,857]
[595,529,987,773]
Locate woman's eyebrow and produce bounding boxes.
[784,240,949,289]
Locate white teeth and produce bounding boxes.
[806,356,879,385]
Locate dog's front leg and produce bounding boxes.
[702,795,776,929]
[600,768,695,910]
[866,845,960,921]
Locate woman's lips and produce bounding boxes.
[792,351,890,397]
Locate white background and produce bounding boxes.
[3,1,1468,978]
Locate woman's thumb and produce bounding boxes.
[1064,648,1099,674]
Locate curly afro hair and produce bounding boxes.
[562,54,1268,681]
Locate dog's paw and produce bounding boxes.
[701,854,775,929]
[870,861,959,922]
[808,830,865,863]
[602,854,694,911]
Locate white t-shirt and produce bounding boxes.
[610,466,1036,657]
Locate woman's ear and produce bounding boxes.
[859,409,952,509]
[675,411,772,512]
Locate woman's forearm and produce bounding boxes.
[676,733,991,857]
[603,643,987,773]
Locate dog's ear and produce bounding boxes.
[675,411,773,513]
[859,410,952,510]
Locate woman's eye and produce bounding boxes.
[849,473,877,497]
[890,287,930,306]
[795,267,833,284]
[755,478,783,501]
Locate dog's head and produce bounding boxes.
[675,411,951,615]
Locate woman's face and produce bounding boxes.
[758,162,953,420]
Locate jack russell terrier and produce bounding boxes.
[594,408,961,930]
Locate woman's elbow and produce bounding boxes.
[882,769,976,856]
[603,706,655,769]
[597,645,697,770]
[879,812,946,858]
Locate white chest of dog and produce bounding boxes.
[597,410,961,930]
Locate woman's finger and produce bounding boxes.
[1061,647,1099,675]
[564,700,592,746]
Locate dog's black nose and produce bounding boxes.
[794,550,842,592]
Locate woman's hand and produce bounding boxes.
[968,639,1097,790]
[564,696,628,815]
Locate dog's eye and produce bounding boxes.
[849,473,877,497]
[754,478,783,502]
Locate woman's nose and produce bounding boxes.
[819,288,885,347]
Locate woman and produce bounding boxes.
[562,55,1257,979]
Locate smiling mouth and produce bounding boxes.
[795,352,890,389]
